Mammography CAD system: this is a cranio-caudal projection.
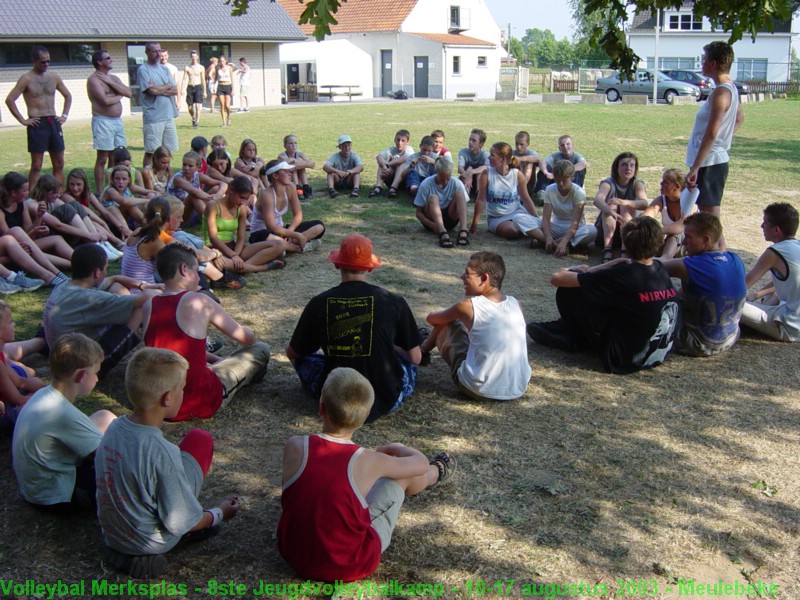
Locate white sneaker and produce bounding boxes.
[101,242,122,261]
[303,238,323,253]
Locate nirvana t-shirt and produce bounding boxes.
[578,261,678,373]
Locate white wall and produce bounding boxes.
[403,0,503,47]
[281,39,374,99]
[629,33,792,81]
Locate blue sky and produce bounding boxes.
[484,0,576,41]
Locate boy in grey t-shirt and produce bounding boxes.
[96,348,240,579]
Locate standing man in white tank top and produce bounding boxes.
[685,41,745,249]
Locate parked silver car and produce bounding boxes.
[595,71,701,103]
[663,69,715,100]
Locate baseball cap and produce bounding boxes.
[327,234,382,271]
[264,161,296,177]
[337,134,352,147]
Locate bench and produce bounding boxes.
[319,85,361,102]
[456,92,476,101]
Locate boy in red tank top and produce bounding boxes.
[276,367,455,582]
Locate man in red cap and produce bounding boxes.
[287,234,422,422]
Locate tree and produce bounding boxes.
[508,38,525,63]
[227,0,798,79]
[568,0,799,79]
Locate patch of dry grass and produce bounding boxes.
[0,100,798,600]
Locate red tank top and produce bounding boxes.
[277,435,381,582]
[144,291,223,420]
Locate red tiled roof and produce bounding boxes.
[409,32,496,47]
[278,0,418,35]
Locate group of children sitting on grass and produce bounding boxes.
[1,121,798,584]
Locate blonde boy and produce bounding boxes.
[12,332,114,513]
[96,347,239,579]
[277,367,455,582]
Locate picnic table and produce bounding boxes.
[318,84,362,101]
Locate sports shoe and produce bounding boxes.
[302,238,322,253]
[101,241,123,259]
[50,272,69,287]
[0,278,21,295]
[209,269,245,290]
[526,320,575,352]
[103,546,168,579]
[206,338,223,353]
[12,272,44,292]
[430,452,456,486]
[302,184,314,199]
[99,242,121,262]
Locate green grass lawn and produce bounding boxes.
[1,99,799,597]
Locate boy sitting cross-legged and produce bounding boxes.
[277,367,455,582]
[420,252,531,400]
[96,347,240,579]
[13,332,115,513]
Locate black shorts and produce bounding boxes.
[423,212,460,233]
[217,84,232,96]
[249,220,325,244]
[696,163,729,207]
[27,116,65,154]
[98,324,141,379]
[186,85,203,104]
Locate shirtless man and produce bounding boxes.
[181,51,206,129]
[160,48,181,113]
[87,50,132,195]
[5,45,72,190]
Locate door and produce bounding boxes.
[381,50,393,96]
[199,43,232,107]
[414,56,429,98]
[126,44,147,111]
[287,64,300,85]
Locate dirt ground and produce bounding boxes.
[0,178,798,599]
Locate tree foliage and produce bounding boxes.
[227,0,799,76]
[572,0,799,79]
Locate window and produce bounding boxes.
[647,57,694,70]
[667,13,703,31]
[737,59,767,81]
[0,43,99,67]
[453,55,461,75]
[450,6,460,28]
[477,56,487,68]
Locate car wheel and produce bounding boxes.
[664,89,677,104]
[606,88,620,102]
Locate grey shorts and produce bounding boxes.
[367,477,405,552]
[142,120,178,154]
[92,115,127,152]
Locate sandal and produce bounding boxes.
[387,187,398,199]
[350,187,360,198]
[600,246,613,264]
[328,188,339,199]
[265,259,286,271]
[456,229,470,246]
[418,327,431,366]
[438,231,454,248]
[429,452,457,486]
[368,186,383,198]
